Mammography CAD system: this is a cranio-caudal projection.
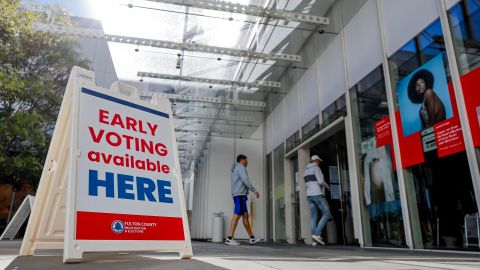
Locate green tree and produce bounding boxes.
[0,0,89,188]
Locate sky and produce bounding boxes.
[25,0,98,19]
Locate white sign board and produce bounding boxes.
[0,196,35,240]
[19,67,192,263]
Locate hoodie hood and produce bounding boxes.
[231,163,239,172]
[306,162,318,169]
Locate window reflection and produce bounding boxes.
[349,66,406,247]
[389,17,478,250]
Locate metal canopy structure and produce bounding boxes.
[153,93,266,107]
[31,23,301,62]
[144,0,330,25]
[137,71,281,88]
[29,0,339,177]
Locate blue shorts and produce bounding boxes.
[233,195,248,215]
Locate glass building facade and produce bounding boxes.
[264,0,480,251]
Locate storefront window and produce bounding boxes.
[388,17,478,250]
[273,144,286,241]
[286,131,301,153]
[449,0,480,190]
[322,94,347,126]
[302,116,320,141]
[349,66,406,247]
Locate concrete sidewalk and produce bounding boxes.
[1,240,479,270]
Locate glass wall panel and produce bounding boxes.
[349,66,406,247]
[273,144,286,241]
[286,131,301,153]
[449,0,480,188]
[302,115,321,141]
[322,94,347,126]
[388,17,478,250]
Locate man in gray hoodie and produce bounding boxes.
[303,155,331,245]
[225,154,261,246]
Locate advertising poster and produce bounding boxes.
[363,145,395,206]
[74,88,184,241]
[374,116,396,170]
[397,55,453,137]
[395,54,466,161]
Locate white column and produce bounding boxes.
[298,147,312,244]
[376,0,414,249]
[284,158,295,243]
[339,13,365,246]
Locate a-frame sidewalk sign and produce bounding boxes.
[19,67,193,262]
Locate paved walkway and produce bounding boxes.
[1,240,479,270]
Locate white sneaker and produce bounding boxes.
[312,235,325,245]
[249,238,262,244]
[225,238,240,246]
[312,242,318,246]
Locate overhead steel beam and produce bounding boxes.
[176,129,240,135]
[153,93,266,107]
[176,139,207,143]
[144,0,330,26]
[138,71,281,88]
[175,113,255,122]
[31,23,301,62]
[178,146,204,151]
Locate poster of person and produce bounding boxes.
[363,145,395,206]
[396,55,453,137]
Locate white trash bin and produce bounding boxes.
[212,212,224,242]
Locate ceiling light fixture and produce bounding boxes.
[176,53,182,69]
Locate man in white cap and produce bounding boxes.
[303,155,331,245]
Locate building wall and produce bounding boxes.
[191,133,265,240]
[265,0,461,156]
[189,0,473,246]
[77,37,118,89]
[262,0,480,249]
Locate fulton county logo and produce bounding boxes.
[111,220,125,234]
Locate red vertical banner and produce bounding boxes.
[395,111,425,168]
[460,67,480,147]
[374,116,396,170]
[434,117,465,158]
[429,83,465,157]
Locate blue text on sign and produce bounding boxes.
[88,170,173,203]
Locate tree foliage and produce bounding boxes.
[0,0,89,187]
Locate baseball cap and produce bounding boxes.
[311,155,323,162]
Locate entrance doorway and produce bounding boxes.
[307,128,355,245]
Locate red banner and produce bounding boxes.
[375,116,396,170]
[76,211,185,240]
[375,116,392,147]
[460,67,480,147]
[395,111,425,169]
[434,117,465,158]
